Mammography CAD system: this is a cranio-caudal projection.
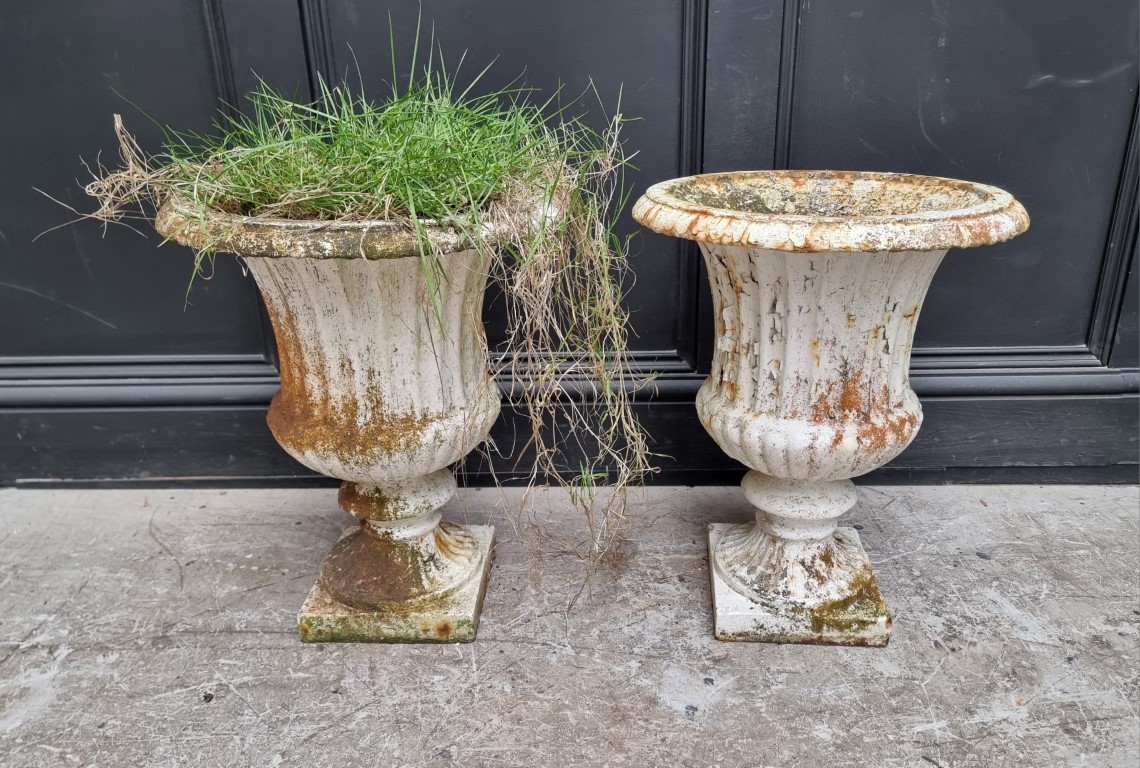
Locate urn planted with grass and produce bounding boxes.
[81,48,652,641]
[155,202,502,642]
[634,170,1028,645]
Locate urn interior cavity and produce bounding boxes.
[661,171,996,219]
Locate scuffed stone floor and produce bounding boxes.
[0,484,1137,767]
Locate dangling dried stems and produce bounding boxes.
[77,51,656,574]
[84,115,156,222]
[487,116,655,569]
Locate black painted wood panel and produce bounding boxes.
[218,0,310,105]
[1,0,269,359]
[0,0,1135,485]
[5,393,1135,486]
[1112,251,1138,370]
[789,0,1139,351]
[703,1,783,173]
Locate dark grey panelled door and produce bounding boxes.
[701,0,1140,479]
[1,1,1136,485]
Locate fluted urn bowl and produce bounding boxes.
[157,198,502,643]
[634,170,1028,645]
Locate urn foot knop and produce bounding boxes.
[299,524,494,644]
[708,524,891,646]
[298,471,496,643]
[709,472,892,645]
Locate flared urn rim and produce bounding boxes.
[154,195,505,260]
[632,170,1029,253]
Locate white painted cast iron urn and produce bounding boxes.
[157,200,500,643]
[633,171,1028,645]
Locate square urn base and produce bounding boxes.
[298,525,494,643]
[708,523,892,647]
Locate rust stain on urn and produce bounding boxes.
[267,392,444,467]
[810,371,870,423]
[255,281,447,466]
[318,524,433,609]
[252,283,450,468]
[260,292,309,404]
[809,371,919,455]
[337,482,420,521]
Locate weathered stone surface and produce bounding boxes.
[0,485,1136,766]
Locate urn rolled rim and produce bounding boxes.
[154,195,506,259]
[632,170,1030,253]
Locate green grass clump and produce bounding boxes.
[151,76,561,224]
[91,60,589,227]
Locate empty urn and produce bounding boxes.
[634,170,1028,645]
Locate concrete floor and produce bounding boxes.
[0,484,1137,767]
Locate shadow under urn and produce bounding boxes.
[157,199,501,642]
[633,170,1029,645]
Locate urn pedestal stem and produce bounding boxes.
[318,472,485,613]
[633,170,1029,645]
[709,473,890,645]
